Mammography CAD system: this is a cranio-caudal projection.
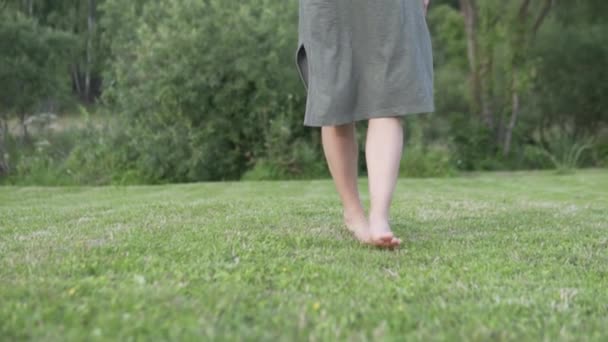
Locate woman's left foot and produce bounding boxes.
[343,209,371,243]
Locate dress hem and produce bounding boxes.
[302,103,435,127]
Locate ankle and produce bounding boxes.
[343,206,366,219]
[369,211,389,222]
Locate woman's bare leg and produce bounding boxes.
[321,123,370,242]
[365,117,404,247]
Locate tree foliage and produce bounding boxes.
[0,8,75,175]
[1,0,607,183]
[99,0,319,182]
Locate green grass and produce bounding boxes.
[1,169,607,341]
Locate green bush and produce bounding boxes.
[62,114,140,185]
[447,113,507,171]
[396,117,456,178]
[592,127,608,168]
[100,0,314,182]
[10,139,68,186]
[3,108,131,186]
[3,112,73,185]
[400,143,457,178]
[521,126,596,174]
[242,114,327,180]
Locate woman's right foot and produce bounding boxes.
[368,215,401,248]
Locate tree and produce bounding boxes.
[459,0,554,156]
[2,0,106,103]
[532,0,608,140]
[0,9,75,176]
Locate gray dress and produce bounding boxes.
[295,0,435,127]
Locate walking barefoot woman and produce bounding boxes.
[295,0,434,248]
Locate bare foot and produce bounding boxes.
[342,209,371,244]
[368,215,401,248]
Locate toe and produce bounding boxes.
[369,234,402,249]
[386,237,400,248]
[380,235,394,243]
[369,235,394,248]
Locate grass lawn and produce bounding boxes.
[1,169,607,341]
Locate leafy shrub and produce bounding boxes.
[397,118,458,178]
[447,113,507,171]
[592,127,608,168]
[3,112,71,185]
[62,112,140,185]
[100,0,313,182]
[523,126,596,174]
[242,114,327,180]
[11,139,67,185]
[400,143,457,178]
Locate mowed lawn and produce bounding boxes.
[1,169,607,341]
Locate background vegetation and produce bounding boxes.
[1,0,607,185]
